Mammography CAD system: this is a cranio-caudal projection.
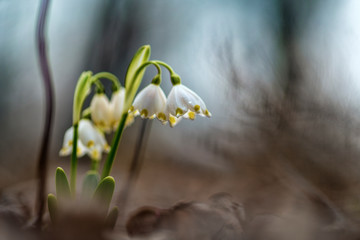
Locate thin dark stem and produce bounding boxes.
[35,0,53,228]
[117,120,152,219]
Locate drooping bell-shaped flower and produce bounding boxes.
[78,119,110,160]
[165,83,211,127]
[111,88,125,124]
[90,93,112,133]
[131,83,167,123]
[110,88,134,129]
[59,119,110,160]
[59,127,88,157]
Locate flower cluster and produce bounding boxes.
[131,82,211,127]
[60,80,210,160]
[90,88,134,132]
[60,119,110,160]
[60,88,132,160]
[60,61,210,163]
[54,46,212,230]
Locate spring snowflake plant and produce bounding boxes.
[48,45,211,228]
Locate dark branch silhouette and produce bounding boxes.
[35,0,54,228]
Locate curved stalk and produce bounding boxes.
[35,0,53,228]
[125,61,161,110]
[93,72,121,90]
[152,60,176,75]
[152,60,180,85]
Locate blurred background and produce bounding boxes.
[2,0,360,238]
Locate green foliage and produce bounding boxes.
[51,45,180,230]
[82,170,100,199]
[55,167,71,201]
[124,45,151,110]
[47,193,58,223]
[73,71,93,124]
[92,176,115,214]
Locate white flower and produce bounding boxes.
[110,89,126,124]
[90,93,112,133]
[59,119,110,160]
[165,84,211,127]
[78,119,110,159]
[110,88,134,129]
[131,84,167,123]
[59,127,88,157]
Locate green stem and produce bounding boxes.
[91,159,100,171]
[150,61,161,74]
[153,60,175,75]
[93,79,105,93]
[128,61,161,89]
[125,61,161,107]
[152,60,180,85]
[70,123,79,196]
[101,112,129,179]
[93,72,121,91]
[101,61,162,179]
[150,63,162,85]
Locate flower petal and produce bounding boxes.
[90,93,112,132]
[76,140,89,157]
[168,114,182,128]
[78,119,109,157]
[132,84,167,120]
[166,85,187,116]
[59,126,89,157]
[88,145,102,160]
[110,88,126,123]
[165,84,210,123]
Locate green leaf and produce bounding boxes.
[125,45,151,89]
[55,167,71,200]
[47,193,58,223]
[73,71,93,124]
[105,206,119,230]
[124,45,151,110]
[81,170,100,199]
[92,176,115,213]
